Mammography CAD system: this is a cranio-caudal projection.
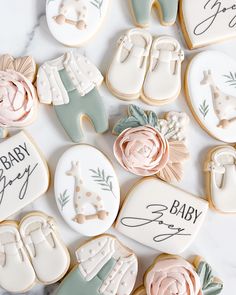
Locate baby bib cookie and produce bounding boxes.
[0,54,38,138]
[56,235,138,295]
[46,0,109,46]
[133,254,223,295]
[115,177,208,254]
[204,145,236,214]
[180,0,236,49]
[37,51,108,143]
[113,104,189,183]
[54,145,120,236]
[130,0,179,27]
[185,50,236,143]
[0,132,49,221]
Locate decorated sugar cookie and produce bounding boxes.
[113,104,189,183]
[133,254,223,295]
[130,0,179,27]
[185,50,236,143]
[204,146,236,214]
[180,0,236,49]
[46,0,109,46]
[0,131,49,221]
[0,211,70,293]
[115,177,208,254]
[56,235,138,295]
[37,51,108,143]
[0,54,38,138]
[54,145,120,236]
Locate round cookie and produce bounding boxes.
[46,0,110,46]
[54,144,120,236]
[185,50,236,143]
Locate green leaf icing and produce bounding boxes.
[90,168,116,198]
[223,71,236,88]
[90,0,103,16]
[197,261,223,295]
[199,99,209,119]
[58,190,70,211]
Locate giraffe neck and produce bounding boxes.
[209,82,219,96]
[73,174,83,190]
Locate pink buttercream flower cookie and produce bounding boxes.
[113,105,189,182]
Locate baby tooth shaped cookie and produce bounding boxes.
[185,50,236,143]
[115,178,208,254]
[180,0,236,49]
[0,131,49,221]
[56,235,138,295]
[204,145,236,214]
[54,145,120,236]
[46,0,109,46]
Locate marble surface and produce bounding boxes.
[0,0,236,294]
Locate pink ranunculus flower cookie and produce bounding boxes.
[0,70,37,127]
[113,125,169,176]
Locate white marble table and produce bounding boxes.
[0,0,236,294]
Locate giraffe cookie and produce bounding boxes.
[185,50,236,143]
[46,0,110,46]
[54,145,120,236]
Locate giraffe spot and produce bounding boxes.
[216,109,220,115]
[226,96,230,100]
[76,186,80,192]
[97,196,101,201]
[86,192,92,197]
[214,92,220,98]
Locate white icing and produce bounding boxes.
[19,213,70,284]
[0,132,49,221]
[46,0,109,46]
[54,145,120,236]
[76,235,138,295]
[205,146,236,213]
[116,178,208,254]
[37,51,103,105]
[181,0,236,48]
[186,50,236,143]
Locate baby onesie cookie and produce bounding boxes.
[54,144,120,236]
[180,0,236,49]
[113,104,189,183]
[37,51,108,143]
[46,0,109,46]
[0,131,49,221]
[204,145,236,214]
[130,0,179,27]
[56,235,138,295]
[0,54,38,138]
[106,29,184,105]
[0,211,70,293]
[133,254,223,295]
[115,177,208,254]
[185,50,236,143]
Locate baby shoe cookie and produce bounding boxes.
[185,50,236,143]
[113,104,189,183]
[0,54,38,138]
[204,145,236,214]
[46,0,109,46]
[115,177,208,254]
[37,51,108,143]
[130,0,179,27]
[54,145,120,236]
[0,131,49,221]
[56,234,138,295]
[133,254,223,295]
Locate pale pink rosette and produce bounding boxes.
[145,257,202,295]
[0,70,37,127]
[113,125,169,176]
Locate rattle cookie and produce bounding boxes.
[0,211,70,293]
[113,104,189,183]
[0,131,49,221]
[133,254,223,295]
[115,177,208,254]
[185,50,236,143]
[37,51,108,142]
[0,54,38,138]
[55,235,138,295]
[180,0,236,49]
[54,144,120,236]
[130,0,179,27]
[46,0,109,46]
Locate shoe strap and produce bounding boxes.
[151,48,184,62]
[204,161,226,174]
[118,35,149,57]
